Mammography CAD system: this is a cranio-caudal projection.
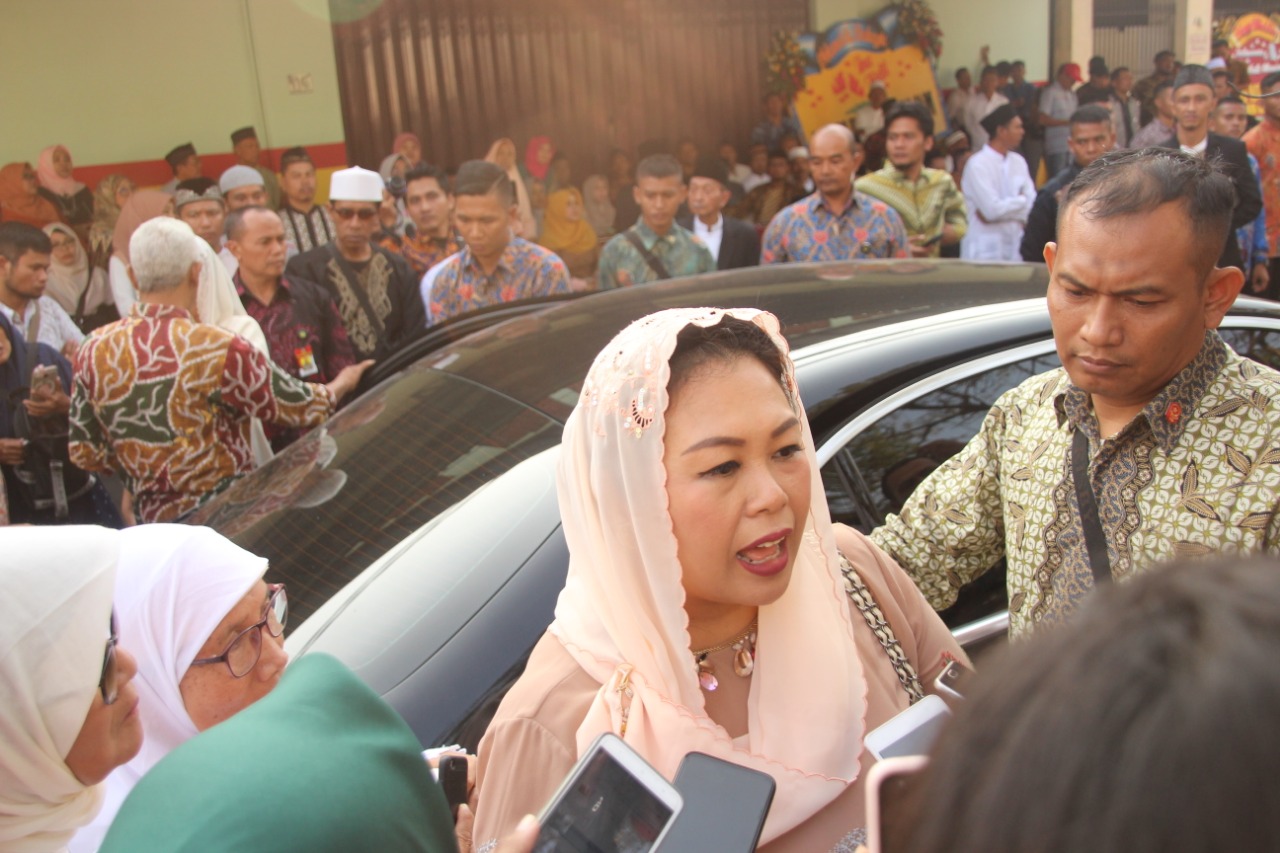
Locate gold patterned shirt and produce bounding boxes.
[871,331,1280,636]
[854,166,968,258]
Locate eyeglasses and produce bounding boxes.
[191,584,288,678]
[100,610,120,705]
[332,206,378,221]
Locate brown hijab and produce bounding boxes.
[0,163,62,228]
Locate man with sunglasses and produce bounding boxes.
[286,167,426,361]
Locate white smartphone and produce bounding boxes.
[864,694,951,760]
[535,732,683,853]
[864,755,929,853]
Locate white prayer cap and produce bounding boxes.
[870,79,886,90]
[328,166,384,202]
[219,165,264,193]
[1205,57,1227,70]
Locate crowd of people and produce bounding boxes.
[3,36,1280,853]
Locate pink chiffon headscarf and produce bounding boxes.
[37,146,84,198]
[549,307,867,845]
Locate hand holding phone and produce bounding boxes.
[438,754,470,812]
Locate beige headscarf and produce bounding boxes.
[0,526,120,852]
[549,308,867,845]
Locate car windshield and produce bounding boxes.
[193,261,1049,624]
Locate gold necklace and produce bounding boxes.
[692,618,758,691]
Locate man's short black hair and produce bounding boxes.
[1217,95,1246,108]
[452,160,514,206]
[1153,79,1174,97]
[995,61,1012,77]
[1211,68,1229,80]
[980,65,998,79]
[767,149,789,163]
[1262,71,1280,92]
[1061,148,1236,276]
[404,163,450,193]
[954,67,970,81]
[1212,38,1230,49]
[0,222,52,263]
[1011,59,1026,69]
[885,101,934,138]
[1113,65,1130,76]
[1155,49,1176,62]
[224,205,278,242]
[635,154,683,183]
[1069,104,1113,127]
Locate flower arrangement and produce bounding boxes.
[896,0,943,60]
[763,30,809,99]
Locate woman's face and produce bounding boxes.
[391,156,408,179]
[178,580,288,731]
[663,355,810,631]
[495,142,516,170]
[537,141,554,165]
[0,325,11,365]
[114,180,135,209]
[52,148,74,178]
[611,152,632,177]
[400,138,421,165]
[529,180,547,209]
[587,180,609,204]
[50,230,78,266]
[563,194,583,222]
[20,165,38,196]
[64,646,143,786]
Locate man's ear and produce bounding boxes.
[1203,263,1246,329]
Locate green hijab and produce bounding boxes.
[100,654,456,852]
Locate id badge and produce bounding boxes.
[294,344,319,378]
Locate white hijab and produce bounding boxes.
[194,239,274,466]
[42,223,111,317]
[0,526,120,853]
[72,526,267,853]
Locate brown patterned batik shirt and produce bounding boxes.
[871,331,1280,637]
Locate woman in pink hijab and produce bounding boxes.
[37,145,95,243]
[108,190,174,317]
[472,308,967,852]
[392,132,424,168]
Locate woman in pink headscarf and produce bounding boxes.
[392,132,424,169]
[472,308,967,852]
[37,145,95,243]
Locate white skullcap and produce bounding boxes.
[328,166,384,202]
[1205,57,1227,70]
[870,79,887,90]
[219,165,264,193]
[788,146,810,160]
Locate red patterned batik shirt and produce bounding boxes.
[69,303,335,523]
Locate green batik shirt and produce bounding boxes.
[854,166,968,258]
[597,219,715,290]
[871,331,1280,637]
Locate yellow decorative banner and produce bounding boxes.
[794,43,945,140]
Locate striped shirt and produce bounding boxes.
[856,166,968,257]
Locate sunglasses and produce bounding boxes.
[332,206,378,221]
[191,584,288,678]
[100,610,120,705]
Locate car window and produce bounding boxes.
[821,348,1063,631]
[191,370,564,625]
[1219,327,1280,372]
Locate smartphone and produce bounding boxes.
[933,659,974,702]
[535,733,683,853]
[865,755,928,853]
[921,233,944,247]
[864,694,951,760]
[438,754,469,811]
[30,364,59,399]
[662,752,775,852]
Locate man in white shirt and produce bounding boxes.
[0,223,84,357]
[855,81,888,141]
[946,68,973,132]
[740,144,771,193]
[961,104,1036,261]
[677,157,760,271]
[1039,63,1082,176]
[965,66,1010,150]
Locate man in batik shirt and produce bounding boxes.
[286,166,425,361]
[382,163,461,277]
[227,206,356,451]
[597,154,715,289]
[871,149,1280,637]
[421,160,570,326]
[69,218,371,523]
[762,125,910,263]
[856,102,967,258]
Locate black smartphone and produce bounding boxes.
[933,659,975,701]
[662,751,776,852]
[921,233,944,247]
[438,754,469,811]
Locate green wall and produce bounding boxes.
[811,0,1053,85]
[0,0,345,168]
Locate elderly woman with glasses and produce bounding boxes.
[0,526,143,851]
[71,525,288,853]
